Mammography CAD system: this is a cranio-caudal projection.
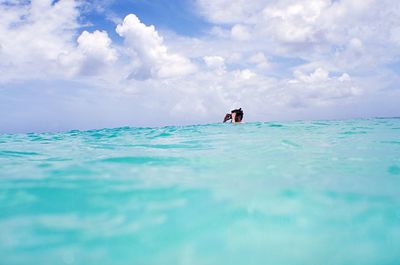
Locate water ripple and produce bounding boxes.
[1,118,400,265]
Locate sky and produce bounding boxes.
[1,0,400,133]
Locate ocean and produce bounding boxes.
[1,118,400,265]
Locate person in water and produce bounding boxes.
[223,108,244,123]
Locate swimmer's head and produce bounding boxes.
[231,108,243,122]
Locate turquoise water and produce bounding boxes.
[1,118,400,265]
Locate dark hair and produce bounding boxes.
[231,108,244,122]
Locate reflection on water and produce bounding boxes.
[1,118,400,265]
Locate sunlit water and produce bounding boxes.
[1,118,400,265]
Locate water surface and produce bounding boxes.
[1,118,400,265]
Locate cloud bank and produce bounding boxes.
[1,0,400,132]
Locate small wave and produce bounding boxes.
[97,156,184,165]
[132,143,203,149]
[311,122,330,126]
[339,131,368,135]
[281,140,301,148]
[267,123,284,128]
[0,150,41,157]
[380,140,400,145]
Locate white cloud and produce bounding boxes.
[348,38,363,51]
[231,24,251,41]
[261,1,326,44]
[234,69,256,80]
[0,4,196,83]
[0,0,81,81]
[77,31,117,63]
[197,0,400,63]
[209,26,230,38]
[193,0,400,104]
[287,68,361,107]
[203,56,226,74]
[338,73,351,82]
[248,52,270,69]
[116,14,196,79]
[195,0,266,24]
[292,67,330,83]
[59,30,118,76]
